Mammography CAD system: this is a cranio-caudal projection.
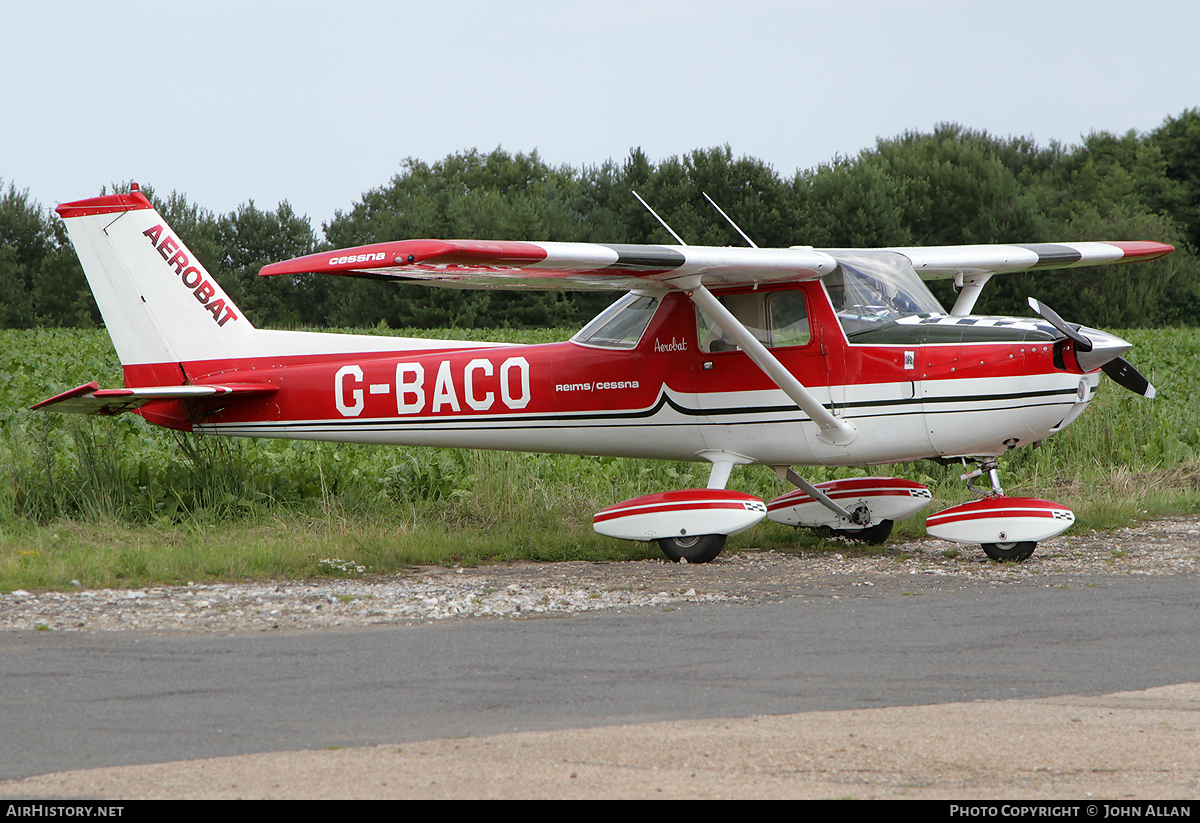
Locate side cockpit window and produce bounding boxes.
[572,293,660,349]
[696,290,810,353]
[768,291,811,348]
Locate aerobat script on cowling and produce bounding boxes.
[35,184,1171,563]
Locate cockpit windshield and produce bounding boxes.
[824,252,946,339]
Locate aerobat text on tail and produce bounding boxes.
[35,185,1173,564]
[56,186,251,372]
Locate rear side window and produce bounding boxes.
[572,293,660,349]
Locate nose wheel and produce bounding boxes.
[925,458,1074,563]
[981,541,1037,562]
[964,460,1039,563]
[657,534,727,563]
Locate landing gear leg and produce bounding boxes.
[779,467,888,543]
[962,457,1005,498]
[960,458,1039,563]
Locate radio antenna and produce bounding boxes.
[632,190,687,245]
[703,192,758,248]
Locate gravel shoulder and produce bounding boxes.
[3,516,1197,633]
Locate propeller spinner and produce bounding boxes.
[1027,297,1156,398]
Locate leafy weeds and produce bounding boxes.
[1,326,1198,589]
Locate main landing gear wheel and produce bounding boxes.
[981,541,1037,562]
[830,519,894,545]
[657,533,727,563]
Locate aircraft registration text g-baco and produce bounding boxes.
[335,357,531,417]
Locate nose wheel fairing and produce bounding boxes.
[925,496,1075,546]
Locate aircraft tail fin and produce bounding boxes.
[56,185,255,380]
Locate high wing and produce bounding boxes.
[258,235,1174,448]
[259,239,1174,290]
[259,240,839,290]
[32,382,279,415]
[874,241,1174,280]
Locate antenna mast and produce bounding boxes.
[703,192,758,248]
[632,190,688,245]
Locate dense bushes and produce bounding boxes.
[2,110,1199,329]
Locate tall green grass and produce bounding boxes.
[2,326,1197,590]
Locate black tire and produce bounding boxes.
[657,533,727,563]
[981,541,1037,562]
[830,519,894,545]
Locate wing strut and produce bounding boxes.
[776,466,857,521]
[949,272,993,316]
[680,280,857,446]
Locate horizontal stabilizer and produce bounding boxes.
[32,382,278,416]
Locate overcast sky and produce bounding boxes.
[3,0,1197,234]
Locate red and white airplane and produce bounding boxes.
[36,184,1171,563]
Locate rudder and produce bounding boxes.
[56,185,255,377]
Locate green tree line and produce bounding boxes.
[3,109,1199,330]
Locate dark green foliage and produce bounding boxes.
[1148,108,1200,251]
[0,182,49,271]
[796,125,1056,250]
[3,111,1200,330]
[978,206,1194,327]
[970,118,1200,325]
[619,146,798,247]
[0,181,99,328]
[212,200,321,326]
[871,125,1043,245]
[322,148,596,328]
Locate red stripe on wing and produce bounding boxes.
[1106,241,1175,262]
[260,239,550,276]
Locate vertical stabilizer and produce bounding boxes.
[56,187,255,370]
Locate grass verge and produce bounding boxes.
[1,326,1197,591]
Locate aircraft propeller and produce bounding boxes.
[1027,297,1156,398]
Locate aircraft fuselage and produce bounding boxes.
[127,285,1096,469]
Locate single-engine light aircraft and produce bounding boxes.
[36,184,1172,563]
